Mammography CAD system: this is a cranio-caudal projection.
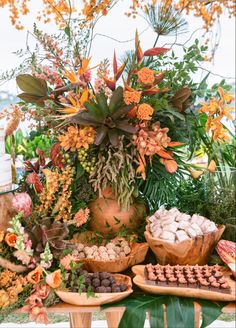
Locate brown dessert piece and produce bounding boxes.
[157,275,167,286]
[210,281,220,292]
[178,277,187,287]
[168,276,178,287]
[187,277,197,288]
[208,276,217,283]
[218,277,227,284]
[198,279,210,290]
[220,282,231,294]
[214,271,223,278]
[203,271,211,278]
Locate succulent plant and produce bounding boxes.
[64,87,137,148]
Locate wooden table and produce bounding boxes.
[17,302,236,328]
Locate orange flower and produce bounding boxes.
[60,254,77,270]
[208,160,216,172]
[161,159,178,174]
[58,126,95,151]
[213,126,230,143]
[205,116,221,132]
[199,100,219,115]
[218,86,234,104]
[46,270,61,289]
[136,104,154,120]
[137,67,155,85]
[27,267,43,285]
[124,90,141,105]
[74,208,90,227]
[5,233,17,247]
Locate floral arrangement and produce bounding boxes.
[0,1,235,324]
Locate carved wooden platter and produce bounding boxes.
[132,265,236,302]
[55,274,133,306]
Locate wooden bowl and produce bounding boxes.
[55,274,132,306]
[79,243,149,273]
[144,225,225,265]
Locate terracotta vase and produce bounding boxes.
[89,188,146,237]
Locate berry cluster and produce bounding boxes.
[77,148,96,174]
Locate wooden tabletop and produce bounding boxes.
[17,301,235,313]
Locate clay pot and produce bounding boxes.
[89,189,146,237]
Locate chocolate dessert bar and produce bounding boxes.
[144,264,231,294]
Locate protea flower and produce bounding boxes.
[12,192,32,217]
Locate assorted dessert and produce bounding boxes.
[71,238,131,261]
[144,264,231,293]
[67,268,129,293]
[148,207,218,243]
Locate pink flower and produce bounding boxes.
[26,172,43,193]
[74,208,90,228]
[35,285,51,300]
[60,254,77,270]
[12,193,32,217]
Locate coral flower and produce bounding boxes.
[218,86,234,104]
[26,172,43,193]
[27,267,43,285]
[161,159,178,174]
[137,67,155,85]
[12,193,32,217]
[136,104,154,120]
[208,159,216,172]
[46,270,61,289]
[5,233,17,247]
[74,208,90,227]
[60,254,77,270]
[124,90,141,105]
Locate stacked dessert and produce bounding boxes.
[0,128,12,192]
[145,264,231,293]
[148,207,218,243]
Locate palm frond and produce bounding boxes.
[145,4,188,36]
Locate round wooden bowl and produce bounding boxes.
[80,242,149,273]
[55,274,132,306]
[144,224,225,265]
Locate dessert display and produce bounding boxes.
[67,268,129,293]
[148,207,218,243]
[0,127,12,192]
[71,238,131,261]
[144,264,231,293]
[55,269,132,306]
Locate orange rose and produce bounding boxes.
[27,267,43,285]
[5,233,17,247]
[136,104,154,120]
[46,270,61,289]
[137,67,155,85]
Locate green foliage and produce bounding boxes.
[102,294,225,328]
[5,129,52,159]
[66,87,135,148]
[145,4,188,37]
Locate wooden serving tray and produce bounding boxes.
[132,265,236,302]
[55,274,133,306]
